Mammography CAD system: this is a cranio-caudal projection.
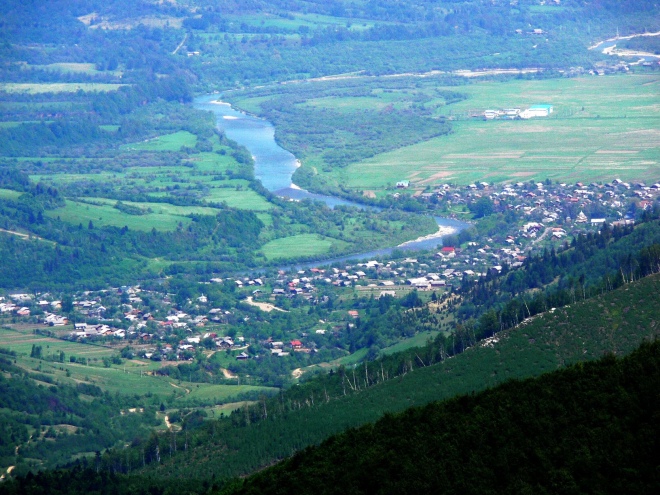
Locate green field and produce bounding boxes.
[122,131,197,151]
[0,188,22,200]
[223,12,381,32]
[379,330,442,357]
[79,197,222,216]
[327,74,660,188]
[204,187,273,211]
[259,233,346,259]
[0,325,115,362]
[46,200,193,231]
[0,325,274,402]
[0,83,127,94]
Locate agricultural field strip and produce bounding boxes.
[323,75,660,188]
[0,83,127,94]
[0,326,275,400]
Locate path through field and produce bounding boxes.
[169,382,190,394]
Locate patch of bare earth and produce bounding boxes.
[245,296,287,312]
[221,368,237,379]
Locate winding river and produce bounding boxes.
[193,95,468,265]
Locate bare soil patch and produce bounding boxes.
[245,296,287,312]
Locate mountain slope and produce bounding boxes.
[137,273,660,481]
[222,340,660,495]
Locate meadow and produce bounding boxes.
[0,325,274,403]
[45,200,193,231]
[0,188,22,200]
[121,131,197,152]
[0,83,127,94]
[259,233,348,260]
[324,74,660,188]
[223,12,382,32]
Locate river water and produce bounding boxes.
[193,95,469,266]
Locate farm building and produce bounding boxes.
[520,104,554,119]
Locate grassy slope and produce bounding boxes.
[0,326,275,401]
[140,273,660,480]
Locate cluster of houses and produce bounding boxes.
[407,179,658,226]
[71,322,126,339]
[2,176,657,369]
[482,104,554,120]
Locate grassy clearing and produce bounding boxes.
[184,384,277,403]
[0,326,114,361]
[260,233,346,259]
[0,83,127,94]
[79,197,222,216]
[0,188,22,200]
[379,331,441,357]
[318,74,659,188]
[27,63,120,76]
[331,348,369,366]
[0,326,271,401]
[46,200,192,231]
[224,12,379,32]
[204,187,273,211]
[122,131,197,151]
[302,93,410,113]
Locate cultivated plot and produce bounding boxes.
[325,74,660,188]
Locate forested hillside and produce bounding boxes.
[124,271,660,481]
[220,340,660,495]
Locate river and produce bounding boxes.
[590,31,660,63]
[193,95,469,267]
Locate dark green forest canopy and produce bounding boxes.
[222,340,660,495]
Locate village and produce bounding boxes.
[1,177,658,374]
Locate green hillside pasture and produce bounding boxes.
[0,326,113,362]
[0,83,126,94]
[184,384,277,404]
[26,63,116,76]
[46,200,192,231]
[204,187,273,211]
[260,233,348,260]
[30,172,120,188]
[0,188,22,200]
[78,197,222,217]
[379,330,441,357]
[187,151,244,174]
[224,12,380,32]
[122,131,197,151]
[331,74,659,188]
[0,327,272,401]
